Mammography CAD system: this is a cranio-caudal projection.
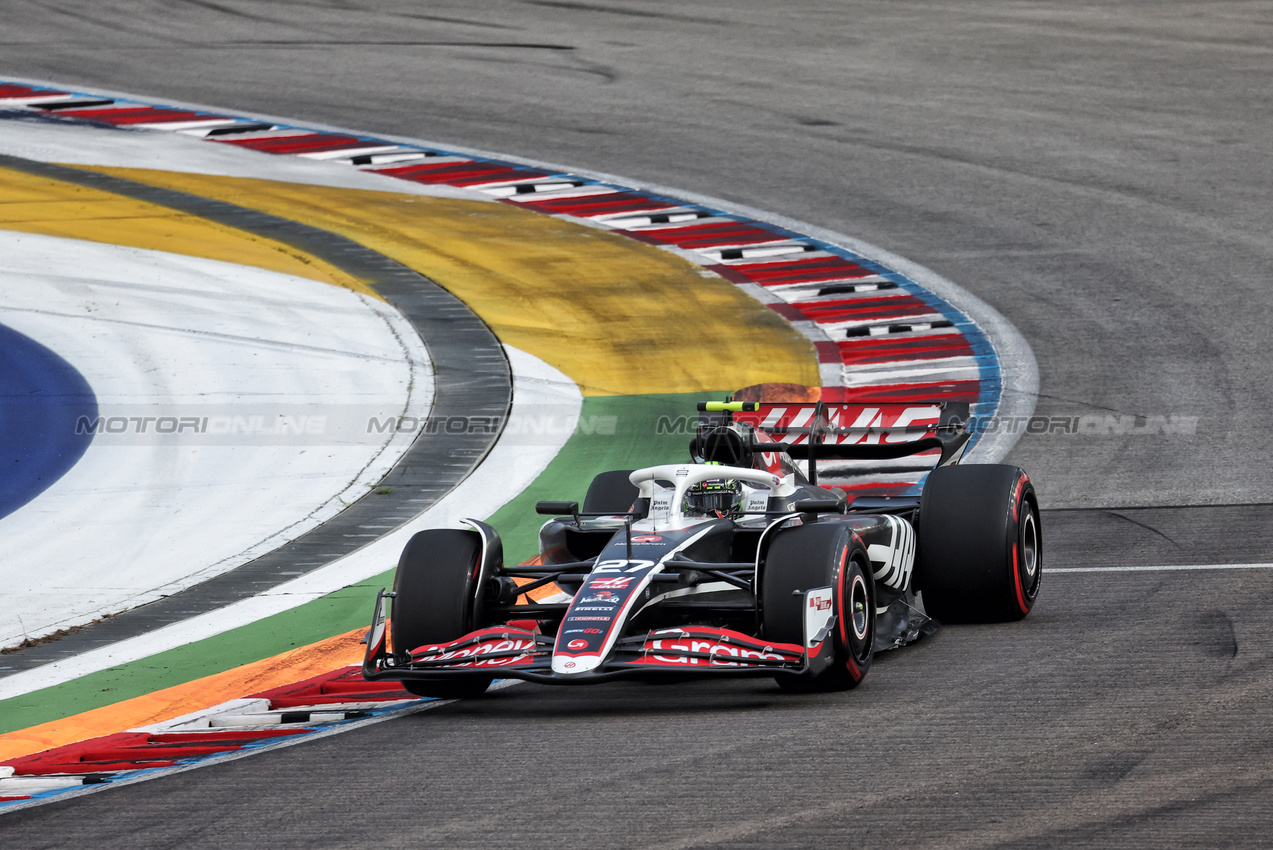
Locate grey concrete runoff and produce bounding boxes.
[2,1,1272,846]
[0,156,512,675]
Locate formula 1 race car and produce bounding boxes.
[363,396,1041,697]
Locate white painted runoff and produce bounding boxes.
[0,104,1037,466]
[0,91,1036,688]
[0,346,580,701]
[0,231,431,649]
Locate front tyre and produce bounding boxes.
[393,529,493,699]
[913,464,1042,623]
[763,523,875,692]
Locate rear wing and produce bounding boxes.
[696,400,970,486]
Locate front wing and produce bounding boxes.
[362,588,835,685]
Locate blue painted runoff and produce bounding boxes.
[0,322,97,521]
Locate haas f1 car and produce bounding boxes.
[363,398,1041,697]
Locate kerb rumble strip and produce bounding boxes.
[1,80,1005,497]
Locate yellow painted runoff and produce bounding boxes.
[0,166,374,297]
[79,167,819,396]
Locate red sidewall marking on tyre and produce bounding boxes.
[1012,541,1029,614]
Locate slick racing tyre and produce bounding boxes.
[913,464,1041,623]
[392,529,493,699]
[582,469,638,514]
[763,522,874,692]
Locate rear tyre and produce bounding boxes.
[763,522,874,692]
[913,464,1042,623]
[582,469,638,514]
[392,529,493,699]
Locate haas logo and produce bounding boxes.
[809,596,832,612]
[591,577,633,590]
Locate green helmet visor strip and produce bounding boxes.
[689,400,756,516]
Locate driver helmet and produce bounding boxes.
[683,471,745,518]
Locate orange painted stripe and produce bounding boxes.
[0,560,558,763]
[0,628,366,763]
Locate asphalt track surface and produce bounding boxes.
[2,2,1272,847]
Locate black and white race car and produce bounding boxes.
[363,397,1041,697]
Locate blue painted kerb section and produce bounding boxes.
[0,322,97,520]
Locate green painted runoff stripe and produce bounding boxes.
[0,393,702,734]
